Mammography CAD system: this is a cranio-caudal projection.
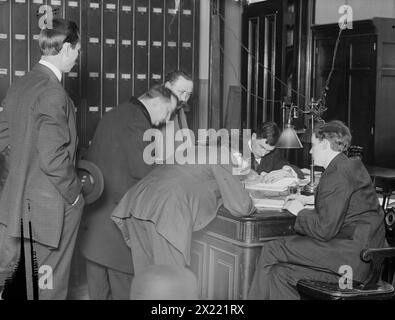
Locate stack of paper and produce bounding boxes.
[245,177,299,192]
[252,198,285,209]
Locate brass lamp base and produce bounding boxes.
[302,183,317,195]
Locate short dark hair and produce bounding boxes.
[314,120,352,152]
[165,70,193,84]
[39,19,79,56]
[141,85,179,104]
[255,122,280,146]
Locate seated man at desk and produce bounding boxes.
[111,146,255,273]
[248,120,386,300]
[248,122,304,183]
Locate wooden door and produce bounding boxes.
[242,0,284,131]
[346,36,376,165]
[313,32,376,165]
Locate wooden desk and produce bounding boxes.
[190,206,296,300]
[367,166,395,209]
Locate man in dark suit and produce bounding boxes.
[0,19,83,299]
[248,121,304,181]
[79,86,178,300]
[248,121,386,299]
[164,70,194,130]
[156,71,194,160]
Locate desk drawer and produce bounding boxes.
[202,208,296,246]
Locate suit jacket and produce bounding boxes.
[156,108,192,160]
[252,149,304,179]
[286,153,385,281]
[79,98,154,274]
[111,148,255,266]
[0,63,81,248]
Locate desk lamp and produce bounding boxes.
[276,103,303,149]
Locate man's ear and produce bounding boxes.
[251,133,257,140]
[322,139,330,150]
[61,42,71,55]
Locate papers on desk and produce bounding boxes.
[245,177,299,192]
[252,198,285,209]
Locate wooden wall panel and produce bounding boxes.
[11,0,28,83]
[134,0,149,97]
[0,0,10,104]
[179,0,194,76]
[0,0,200,146]
[85,0,102,143]
[64,0,81,104]
[164,0,178,76]
[102,0,118,113]
[149,0,165,87]
[118,0,133,102]
[29,0,42,70]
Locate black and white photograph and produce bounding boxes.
[0,0,395,307]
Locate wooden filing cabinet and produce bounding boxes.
[190,207,296,300]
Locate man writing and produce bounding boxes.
[248,121,385,299]
[247,122,304,182]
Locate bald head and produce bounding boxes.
[130,265,198,300]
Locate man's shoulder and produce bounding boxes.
[263,148,282,162]
[5,71,65,109]
[330,154,368,184]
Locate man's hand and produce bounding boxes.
[261,169,294,184]
[285,194,315,206]
[283,199,304,216]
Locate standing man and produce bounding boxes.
[0,19,83,299]
[164,70,194,131]
[79,86,178,300]
[248,121,385,299]
[156,71,194,160]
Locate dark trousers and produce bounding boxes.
[25,195,85,300]
[248,240,339,300]
[85,259,133,300]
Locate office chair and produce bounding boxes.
[297,248,395,300]
[297,208,395,300]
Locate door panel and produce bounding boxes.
[242,0,283,131]
[347,36,376,165]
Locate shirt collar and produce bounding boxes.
[39,59,62,82]
[248,139,261,164]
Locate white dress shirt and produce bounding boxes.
[39,59,62,82]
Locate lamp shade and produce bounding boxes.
[276,125,303,149]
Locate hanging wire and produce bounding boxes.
[168,0,180,34]
[319,25,344,107]
[219,43,282,104]
[216,10,344,116]
[216,11,307,104]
